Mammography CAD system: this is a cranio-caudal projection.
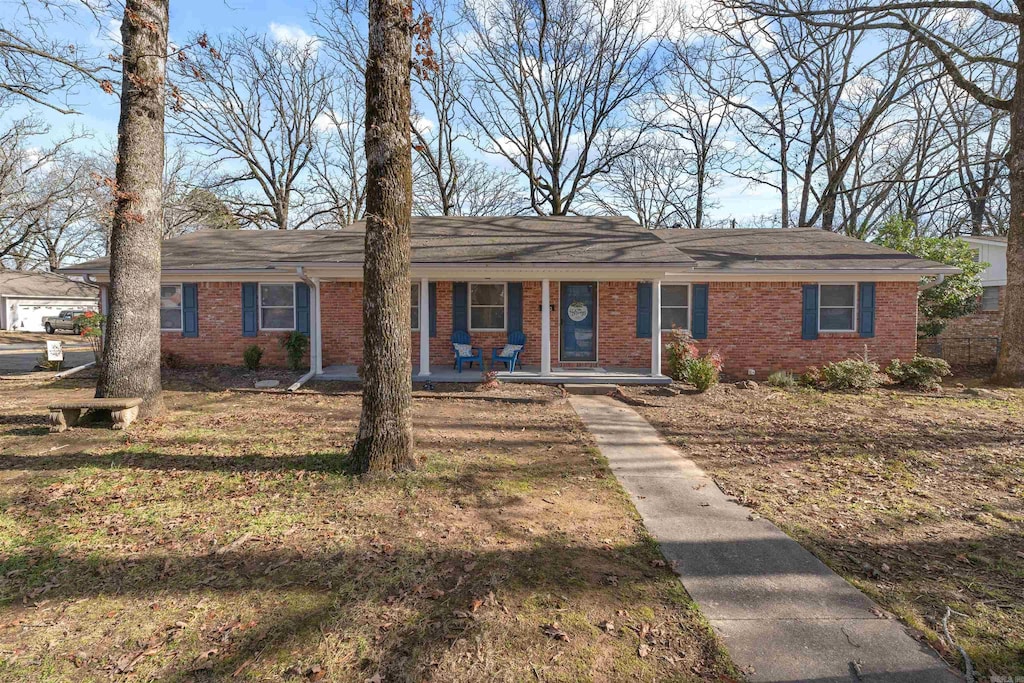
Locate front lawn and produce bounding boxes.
[624,381,1024,678]
[0,372,735,682]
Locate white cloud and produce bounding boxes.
[412,115,434,135]
[268,23,319,50]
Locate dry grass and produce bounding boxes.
[624,380,1024,679]
[0,371,735,682]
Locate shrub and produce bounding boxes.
[37,351,61,371]
[798,367,821,388]
[280,331,309,371]
[684,356,720,392]
[72,311,105,362]
[665,329,722,392]
[766,371,796,388]
[886,356,951,390]
[820,359,881,391]
[243,344,264,371]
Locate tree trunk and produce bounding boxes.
[351,0,415,473]
[995,44,1024,385]
[95,0,167,416]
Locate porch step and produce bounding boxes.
[562,383,618,395]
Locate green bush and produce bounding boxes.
[798,367,821,387]
[820,359,881,391]
[280,331,310,371]
[684,356,720,392]
[885,356,951,390]
[766,371,796,388]
[243,344,264,371]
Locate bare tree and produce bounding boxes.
[96,0,168,416]
[733,0,1023,382]
[460,0,667,215]
[658,37,737,229]
[0,0,115,113]
[0,111,93,265]
[170,31,332,229]
[587,138,700,229]
[309,79,368,227]
[351,0,418,472]
[413,154,524,215]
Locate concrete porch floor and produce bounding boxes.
[317,364,671,385]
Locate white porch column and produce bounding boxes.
[541,279,552,375]
[313,278,323,375]
[418,277,430,376]
[651,279,662,377]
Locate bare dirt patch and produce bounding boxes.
[0,372,735,682]
[623,380,1024,678]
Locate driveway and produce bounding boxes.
[0,344,95,375]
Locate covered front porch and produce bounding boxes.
[317,363,672,385]
[304,273,676,382]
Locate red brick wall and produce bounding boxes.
[161,282,307,367]
[933,285,1003,364]
[162,279,919,376]
[683,281,919,377]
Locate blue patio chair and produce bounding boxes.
[451,330,483,372]
[492,331,526,373]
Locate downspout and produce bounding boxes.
[289,267,321,392]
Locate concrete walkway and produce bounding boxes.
[570,395,961,683]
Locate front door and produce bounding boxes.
[560,282,597,362]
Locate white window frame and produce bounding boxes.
[818,283,857,333]
[980,286,1000,312]
[259,282,297,331]
[468,282,507,332]
[660,284,691,332]
[160,283,183,332]
[411,282,420,331]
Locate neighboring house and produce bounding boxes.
[0,269,99,332]
[62,217,955,381]
[933,235,1006,364]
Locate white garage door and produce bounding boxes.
[10,303,68,332]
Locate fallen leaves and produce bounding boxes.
[541,623,569,642]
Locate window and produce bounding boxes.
[259,283,296,330]
[819,284,856,332]
[469,283,506,331]
[411,283,420,331]
[981,286,1000,312]
[160,284,182,330]
[661,285,690,330]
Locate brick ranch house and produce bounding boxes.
[62,216,956,383]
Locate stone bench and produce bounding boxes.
[48,398,143,433]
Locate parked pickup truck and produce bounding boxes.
[43,310,93,335]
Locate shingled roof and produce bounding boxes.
[0,269,98,298]
[62,217,956,276]
[654,227,954,273]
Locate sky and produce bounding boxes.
[3,0,783,224]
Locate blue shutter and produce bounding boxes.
[692,283,708,339]
[637,282,652,338]
[859,282,876,338]
[802,285,819,340]
[296,282,310,335]
[452,282,468,333]
[508,282,523,333]
[242,283,258,337]
[429,282,437,337]
[182,283,199,338]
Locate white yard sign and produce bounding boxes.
[46,340,64,362]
